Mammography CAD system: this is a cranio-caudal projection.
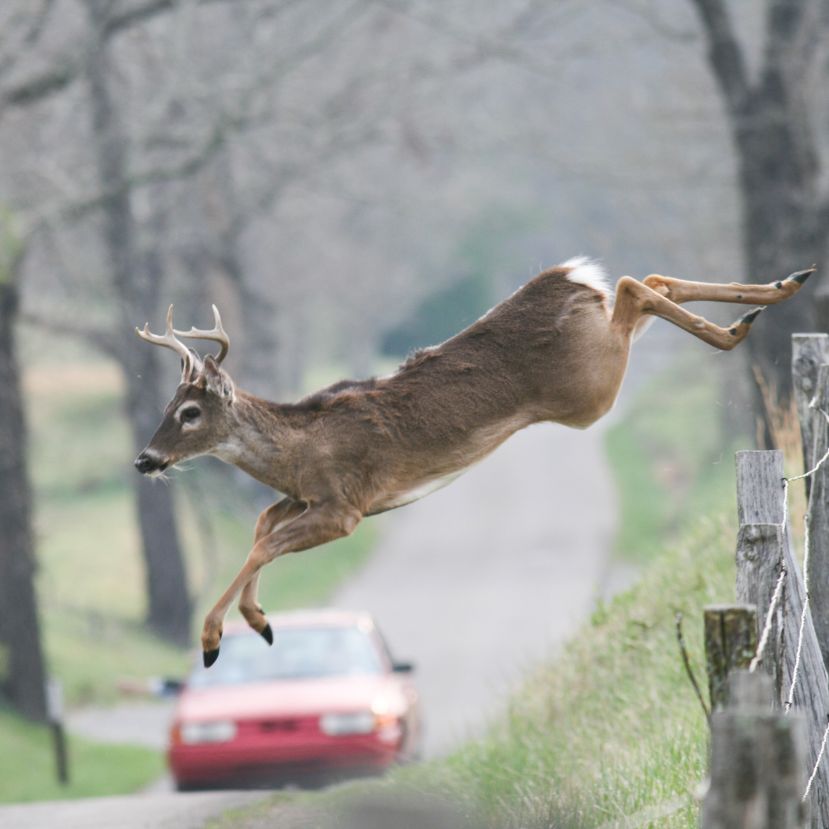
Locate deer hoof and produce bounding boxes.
[260,623,273,646]
[203,647,221,668]
[786,266,816,285]
[739,306,766,326]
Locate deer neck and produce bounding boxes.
[212,390,296,492]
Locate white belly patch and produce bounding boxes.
[379,469,467,511]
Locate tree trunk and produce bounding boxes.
[85,5,191,646]
[122,343,192,645]
[0,276,48,721]
[736,88,822,402]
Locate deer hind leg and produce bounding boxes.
[236,498,306,645]
[641,267,814,306]
[202,501,361,667]
[612,276,767,350]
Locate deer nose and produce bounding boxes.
[134,452,161,474]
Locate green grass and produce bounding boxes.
[410,515,734,828]
[605,357,740,564]
[0,708,163,804]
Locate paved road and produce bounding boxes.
[0,791,267,829]
[334,420,619,757]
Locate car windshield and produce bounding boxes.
[188,625,384,688]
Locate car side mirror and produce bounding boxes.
[392,661,415,674]
[159,678,185,696]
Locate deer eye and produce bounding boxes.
[180,406,201,423]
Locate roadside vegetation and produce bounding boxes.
[0,708,163,804]
[0,351,375,804]
[604,355,742,565]
[217,357,749,829]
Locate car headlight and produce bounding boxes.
[180,720,237,744]
[320,711,375,736]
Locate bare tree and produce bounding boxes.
[0,232,48,721]
[689,0,829,404]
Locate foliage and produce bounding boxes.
[0,707,163,804]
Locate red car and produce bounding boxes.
[168,609,421,790]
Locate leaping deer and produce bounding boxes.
[134,258,814,666]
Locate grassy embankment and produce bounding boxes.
[0,354,376,804]
[214,357,751,829]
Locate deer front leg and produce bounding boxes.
[202,501,362,667]
[237,498,307,645]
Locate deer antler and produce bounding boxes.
[135,304,198,381]
[173,304,230,365]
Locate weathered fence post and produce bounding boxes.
[805,364,829,672]
[792,334,829,484]
[735,450,829,827]
[704,605,758,710]
[701,670,809,829]
[734,523,786,699]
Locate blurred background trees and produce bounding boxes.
[0,0,826,721]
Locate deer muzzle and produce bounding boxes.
[134,450,168,475]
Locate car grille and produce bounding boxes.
[259,718,301,733]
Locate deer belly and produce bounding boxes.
[368,414,533,514]
[371,470,467,513]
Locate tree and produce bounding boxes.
[689,0,829,405]
[0,229,48,722]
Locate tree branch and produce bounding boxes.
[762,0,817,88]
[688,0,750,117]
[0,0,265,113]
[19,310,119,357]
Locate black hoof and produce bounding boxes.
[203,648,220,668]
[786,266,816,285]
[739,306,766,326]
[260,623,273,646]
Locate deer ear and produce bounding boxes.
[202,355,235,400]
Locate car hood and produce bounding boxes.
[175,674,404,721]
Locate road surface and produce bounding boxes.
[333,419,619,757]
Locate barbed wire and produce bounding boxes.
[786,513,811,712]
[805,719,829,801]
[749,567,786,674]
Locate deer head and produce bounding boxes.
[134,305,235,476]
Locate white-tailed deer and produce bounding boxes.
[134,258,814,666]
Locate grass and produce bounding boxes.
[0,707,163,804]
[605,357,741,564]
[212,356,748,829]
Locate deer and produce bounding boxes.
[134,257,814,667]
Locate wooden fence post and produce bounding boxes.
[734,524,785,699]
[805,365,829,672]
[792,334,829,486]
[736,450,829,827]
[701,670,809,829]
[704,605,758,710]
